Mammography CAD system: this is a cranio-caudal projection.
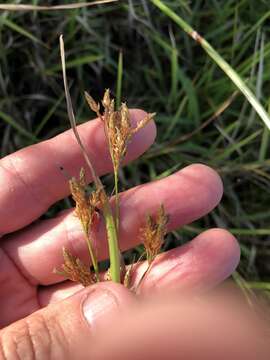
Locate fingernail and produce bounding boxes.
[83,288,119,327]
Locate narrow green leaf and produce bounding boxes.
[46,54,103,74]
[0,110,38,142]
[1,18,46,47]
[116,50,123,109]
[151,0,270,130]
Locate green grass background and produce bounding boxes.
[0,0,270,293]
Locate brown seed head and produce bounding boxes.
[141,204,169,264]
[69,168,101,235]
[84,91,100,114]
[55,247,93,287]
[102,88,111,109]
[89,187,106,210]
[131,112,156,134]
[85,89,156,171]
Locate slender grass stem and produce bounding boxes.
[116,50,123,109]
[85,235,99,281]
[103,199,121,283]
[135,261,153,294]
[60,35,121,283]
[114,166,120,234]
[0,1,118,11]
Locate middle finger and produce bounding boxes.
[2,164,223,286]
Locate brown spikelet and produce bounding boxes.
[141,204,169,264]
[131,112,156,134]
[69,168,102,235]
[84,91,100,114]
[89,187,106,210]
[55,248,94,287]
[85,89,156,171]
[102,88,111,109]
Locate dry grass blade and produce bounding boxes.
[0,0,118,11]
[59,35,101,189]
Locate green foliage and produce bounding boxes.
[0,0,270,289]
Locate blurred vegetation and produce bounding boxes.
[0,0,270,293]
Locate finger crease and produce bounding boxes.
[0,157,50,211]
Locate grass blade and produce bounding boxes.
[0,1,118,11]
[150,0,270,131]
[116,50,123,109]
[0,110,38,142]
[1,18,46,47]
[46,54,103,74]
[60,35,98,185]
[34,94,65,136]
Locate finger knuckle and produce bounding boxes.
[0,314,66,360]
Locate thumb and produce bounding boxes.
[0,282,134,360]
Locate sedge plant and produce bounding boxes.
[56,35,169,290]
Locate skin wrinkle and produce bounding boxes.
[156,244,199,290]
[2,213,84,286]
[3,210,105,287]
[0,245,36,293]
[0,341,6,360]
[22,319,36,360]
[1,152,51,212]
[139,245,192,293]
[30,314,53,360]
[0,247,39,328]
[2,229,42,286]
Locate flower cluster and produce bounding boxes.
[141,204,169,264]
[69,168,104,236]
[85,89,155,171]
[56,248,93,287]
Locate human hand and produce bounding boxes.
[0,110,243,358]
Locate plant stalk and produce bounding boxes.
[114,166,120,234]
[60,34,121,283]
[103,199,121,283]
[85,235,99,281]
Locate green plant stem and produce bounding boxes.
[116,50,123,109]
[85,235,99,281]
[114,166,120,234]
[103,199,121,283]
[60,35,121,284]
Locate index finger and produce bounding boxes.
[0,110,156,235]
